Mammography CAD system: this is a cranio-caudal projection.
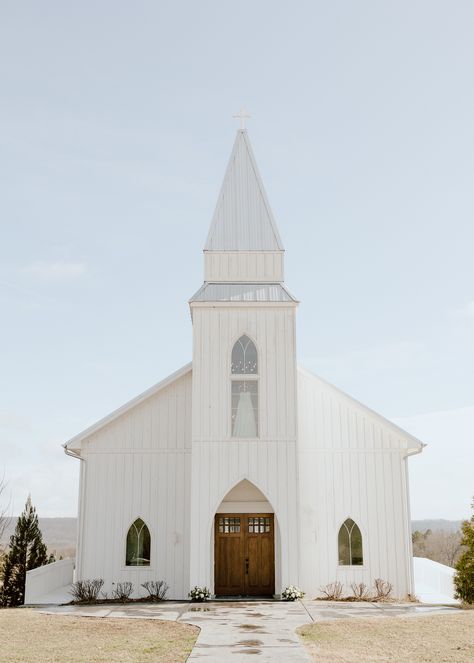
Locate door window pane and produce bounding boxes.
[248,516,271,533]
[218,516,241,533]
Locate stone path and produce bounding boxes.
[183,600,311,661]
[40,600,459,661]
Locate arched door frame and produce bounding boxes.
[208,477,281,597]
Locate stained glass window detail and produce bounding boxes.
[231,336,258,374]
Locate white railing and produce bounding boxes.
[25,558,75,604]
[413,556,457,603]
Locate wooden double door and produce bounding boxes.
[214,513,275,597]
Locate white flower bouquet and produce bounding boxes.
[281,585,305,601]
[188,586,211,602]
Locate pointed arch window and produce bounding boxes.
[126,518,151,566]
[338,518,363,566]
[231,335,258,437]
[231,335,258,374]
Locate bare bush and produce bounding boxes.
[319,581,343,600]
[405,593,419,603]
[70,579,104,603]
[373,578,393,601]
[350,582,371,601]
[111,582,133,602]
[412,528,464,567]
[141,580,169,602]
[0,474,11,544]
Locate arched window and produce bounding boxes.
[231,335,258,374]
[126,518,151,566]
[231,335,258,437]
[338,518,363,565]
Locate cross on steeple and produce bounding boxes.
[233,108,251,130]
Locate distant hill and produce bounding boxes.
[0,517,77,558]
[411,519,462,533]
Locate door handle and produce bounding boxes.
[245,558,249,574]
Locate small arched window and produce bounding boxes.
[338,518,363,565]
[126,518,151,566]
[231,335,258,437]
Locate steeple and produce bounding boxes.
[205,130,284,252]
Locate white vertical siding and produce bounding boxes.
[76,371,192,599]
[73,323,419,601]
[204,251,284,282]
[297,368,417,598]
[191,306,297,441]
[189,304,299,595]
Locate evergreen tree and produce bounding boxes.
[454,498,474,604]
[0,495,49,606]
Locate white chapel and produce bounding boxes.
[63,128,424,599]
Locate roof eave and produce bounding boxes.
[63,362,192,452]
[297,364,426,450]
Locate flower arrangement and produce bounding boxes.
[188,586,211,602]
[281,585,305,601]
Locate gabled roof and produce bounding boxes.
[63,363,192,453]
[205,130,284,252]
[297,365,426,451]
[189,282,298,303]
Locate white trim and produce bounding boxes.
[191,437,297,443]
[81,449,192,455]
[216,501,273,513]
[190,301,298,308]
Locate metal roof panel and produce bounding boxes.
[189,282,297,303]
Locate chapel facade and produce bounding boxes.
[65,129,423,599]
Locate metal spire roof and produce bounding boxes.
[204,130,284,252]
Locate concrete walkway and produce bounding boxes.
[39,600,460,661]
[183,600,311,661]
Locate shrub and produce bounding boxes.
[454,498,474,605]
[0,496,49,606]
[70,579,104,603]
[350,582,370,601]
[405,593,419,603]
[141,580,169,602]
[281,585,305,601]
[373,578,393,601]
[189,586,211,602]
[111,582,133,602]
[319,581,343,600]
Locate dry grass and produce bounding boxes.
[298,611,474,663]
[0,609,198,663]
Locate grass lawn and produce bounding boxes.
[298,611,474,663]
[0,609,199,663]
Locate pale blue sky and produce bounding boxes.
[1,1,473,519]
